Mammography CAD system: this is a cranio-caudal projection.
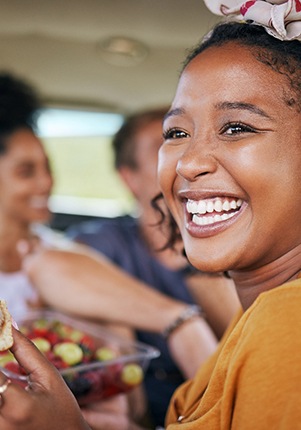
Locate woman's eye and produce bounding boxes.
[163,128,188,140]
[16,165,35,178]
[222,122,256,136]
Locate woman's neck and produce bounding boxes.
[230,244,301,310]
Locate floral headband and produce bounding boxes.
[203,0,301,41]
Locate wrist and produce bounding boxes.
[156,302,189,332]
[162,305,205,340]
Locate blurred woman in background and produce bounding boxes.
[0,73,54,319]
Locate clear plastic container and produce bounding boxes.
[0,310,160,405]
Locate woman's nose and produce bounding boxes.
[176,140,218,182]
[39,169,53,192]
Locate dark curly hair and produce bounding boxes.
[0,72,41,155]
[153,20,301,251]
[184,21,301,112]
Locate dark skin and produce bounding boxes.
[158,42,301,310]
[0,328,90,430]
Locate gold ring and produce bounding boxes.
[0,378,11,394]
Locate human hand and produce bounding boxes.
[0,327,90,430]
[81,395,146,430]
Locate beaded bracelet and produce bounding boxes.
[162,305,205,340]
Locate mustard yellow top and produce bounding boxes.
[166,277,301,429]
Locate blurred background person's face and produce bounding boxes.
[118,118,163,216]
[0,128,53,225]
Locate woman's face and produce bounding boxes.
[0,128,53,225]
[159,43,301,273]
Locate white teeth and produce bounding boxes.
[30,197,49,209]
[190,200,198,213]
[214,199,223,212]
[192,211,236,226]
[197,200,207,214]
[187,198,242,214]
[206,201,214,213]
[222,200,230,211]
[187,197,243,226]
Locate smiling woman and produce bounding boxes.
[0,73,56,318]
[156,13,301,428]
[1,2,301,429]
[159,23,301,282]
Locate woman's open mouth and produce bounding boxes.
[186,197,243,226]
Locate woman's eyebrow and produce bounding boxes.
[163,107,186,122]
[164,102,272,121]
[216,101,272,119]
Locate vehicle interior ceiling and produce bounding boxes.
[0,1,219,231]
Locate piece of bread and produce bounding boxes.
[0,300,13,351]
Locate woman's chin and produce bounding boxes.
[30,209,51,224]
[186,254,227,274]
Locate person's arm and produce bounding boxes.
[21,246,218,378]
[81,396,148,430]
[0,327,90,430]
[185,272,240,339]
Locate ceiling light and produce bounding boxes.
[98,36,149,67]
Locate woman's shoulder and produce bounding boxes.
[31,224,76,250]
[248,277,301,326]
[234,278,301,357]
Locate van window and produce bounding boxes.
[37,108,134,218]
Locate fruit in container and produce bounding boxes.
[0,350,17,367]
[4,314,156,405]
[54,342,84,366]
[121,363,144,386]
[31,337,51,353]
[0,350,27,379]
[95,346,118,361]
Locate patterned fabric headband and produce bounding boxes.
[203,0,301,41]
